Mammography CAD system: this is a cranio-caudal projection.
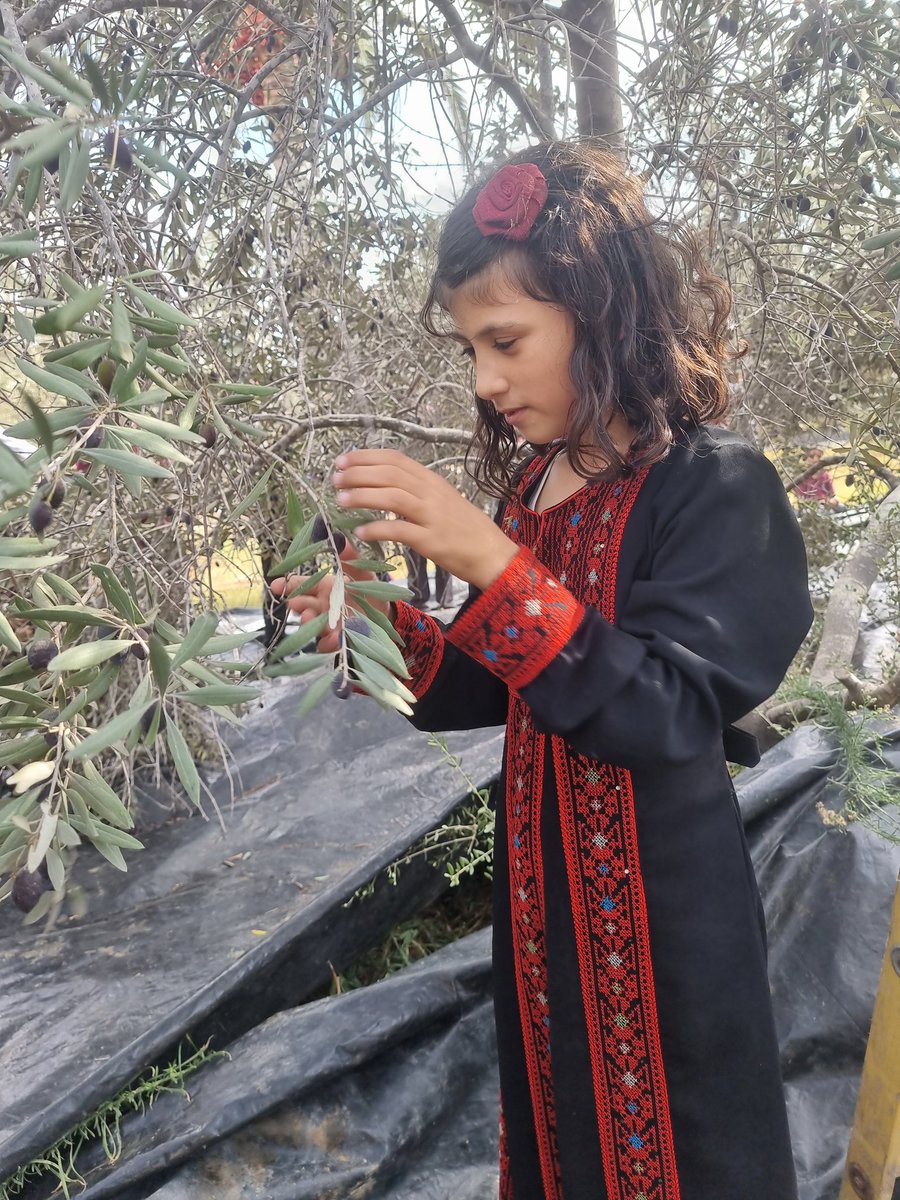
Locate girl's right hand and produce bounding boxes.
[268,540,391,654]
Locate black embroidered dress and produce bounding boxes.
[391,426,812,1200]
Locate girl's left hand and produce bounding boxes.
[332,449,518,592]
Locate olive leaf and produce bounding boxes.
[68,705,147,758]
[295,671,333,716]
[164,719,201,808]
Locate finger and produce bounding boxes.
[283,573,318,600]
[283,595,324,617]
[331,463,422,493]
[334,448,413,472]
[335,486,423,522]
[350,517,425,551]
[317,630,341,654]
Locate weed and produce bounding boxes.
[779,684,900,841]
[329,870,493,994]
[0,1039,223,1199]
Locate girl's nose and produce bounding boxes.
[475,362,508,402]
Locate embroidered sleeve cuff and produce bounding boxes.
[392,601,445,699]
[445,546,584,692]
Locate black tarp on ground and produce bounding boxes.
[52,720,900,1200]
[0,673,505,1180]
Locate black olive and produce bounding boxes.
[44,478,66,509]
[102,128,133,172]
[79,418,103,449]
[28,496,53,535]
[343,615,371,638]
[198,423,217,448]
[12,870,46,913]
[311,515,346,552]
[27,640,58,671]
[331,674,353,700]
[140,701,166,734]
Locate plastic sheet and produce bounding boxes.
[4,704,900,1200]
[0,674,505,1179]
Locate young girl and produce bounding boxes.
[271,141,813,1200]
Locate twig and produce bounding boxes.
[429,0,557,140]
[269,412,472,457]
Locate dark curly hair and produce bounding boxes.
[420,140,742,498]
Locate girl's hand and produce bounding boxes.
[268,541,388,654]
[332,449,518,591]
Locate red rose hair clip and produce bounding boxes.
[472,163,548,241]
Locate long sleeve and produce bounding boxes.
[392,592,509,732]
[444,437,813,769]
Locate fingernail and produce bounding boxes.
[335,454,348,469]
[331,472,344,486]
[353,525,367,538]
[336,490,351,505]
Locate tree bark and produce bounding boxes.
[810,482,900,687]
[559,0,623,145]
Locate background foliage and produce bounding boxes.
[1,0,899,918]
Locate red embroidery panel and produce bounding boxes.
[554,748,680,1200]
[499,1099,513,1200]
[506,700,562,1199]
[392,601,444,699]
[445,547,584,693]
[499,459,681,1200]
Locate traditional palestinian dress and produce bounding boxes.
[392,425,812,1200]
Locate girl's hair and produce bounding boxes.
[420,140,742,498]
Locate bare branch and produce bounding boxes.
[21,0,313,48]
[769,263,900,384]
[557,0,623,143]
[22,0,205,47]
[429,0,557,140]
[327,50,465,140]
[269,413,472,458]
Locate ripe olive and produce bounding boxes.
[27,640,59,671]
[44,478,66,509]
[103,128,134,172]
[12,870,46,913]
[28,496,53,535]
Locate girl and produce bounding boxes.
[271,141,813,1200]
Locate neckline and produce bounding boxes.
[521,444,592,516]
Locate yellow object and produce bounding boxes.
[196,540,409,611]
[194,539,265,610]
[839,873,900,1200]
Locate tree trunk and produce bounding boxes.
[810,483,900,687]
[560,0,623,145]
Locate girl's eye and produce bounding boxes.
[459,339,516,359]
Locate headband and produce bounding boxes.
[472,163,548,242]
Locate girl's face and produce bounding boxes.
[447,273,577,445]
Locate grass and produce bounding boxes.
[327,869,494,994]
[0,1040,223,1200]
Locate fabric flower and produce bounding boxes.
[472,164,549,241]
